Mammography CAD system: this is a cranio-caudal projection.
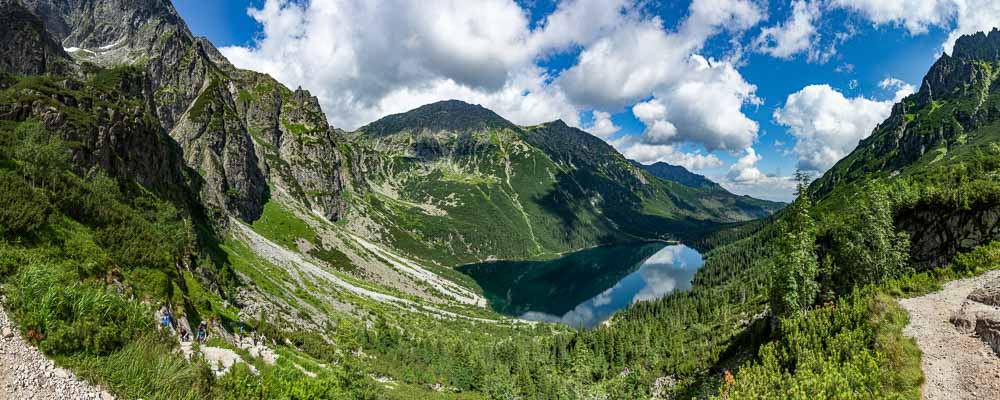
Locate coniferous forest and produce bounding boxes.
[3,1,1000,399]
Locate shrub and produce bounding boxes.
[6,262,150,355]
[0,169,50,236]
[723,288,921,399]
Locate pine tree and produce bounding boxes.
[769,171,819,317]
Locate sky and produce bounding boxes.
[173,0,1000,202]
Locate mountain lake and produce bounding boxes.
[458,242,704,328]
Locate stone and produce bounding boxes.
[969,279,1000,307]
[976,314,1000,355]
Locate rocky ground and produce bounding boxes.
[178,336,279,376]
[899,269,1000,400]
[0,306,113,400]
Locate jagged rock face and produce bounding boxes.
[169,78,268,221]
[0,1,70,75]
[952,29,1000,62]
[900,206,1000,269]
[275,89,350,221]
[233,74,350,221]
[0,2,190,200]
[18,0,191,58]
[14,0,355,224]
[0,69,192,204]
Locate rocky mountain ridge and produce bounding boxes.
[0,0,786,295]
[812,27,1000,268]
[10,0,353,223]
[813,28,1000,198]
[348,99,783,265]
[632,160,721,190]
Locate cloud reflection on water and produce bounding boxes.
[519,244,702,328]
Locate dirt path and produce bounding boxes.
[0,306,113,400]
[898,270,1000,400]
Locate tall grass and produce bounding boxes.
[61,335,214,400]
[6,262,150,355]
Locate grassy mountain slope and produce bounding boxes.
[347,101,782,266]
[11,0,984,399]
[812,28,1000,267]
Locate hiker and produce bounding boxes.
[197,321,207,343]
[252,331,258,347]
[238,323,244,344]
[179,327,187,342]
[161,311,171,330]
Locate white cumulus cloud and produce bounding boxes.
[583,111,621,139]
[222,0,625,129]
[627,56,761,152]
[221,0,770,156]
[831,0,955,35]
[774,81,914,172]
[611,136,724,171]
[832,0,1000,54]
[755,0,821,60]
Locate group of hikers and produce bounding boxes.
[159,309,210,344]
[159,307,273,347]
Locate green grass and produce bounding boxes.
[61,335,214,400]
[251,201,318,249]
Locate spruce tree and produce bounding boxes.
[770,171,819,317]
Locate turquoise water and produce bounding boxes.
[458,243,704,328]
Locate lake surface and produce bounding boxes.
[458,242,703,328]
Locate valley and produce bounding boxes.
[1,0,1000,399]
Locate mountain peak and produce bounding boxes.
[359,99,516,136]
[951,28,1000,61]
[544,119,569,128]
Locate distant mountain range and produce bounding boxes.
[349,100,785,265]
[630,160,721,190]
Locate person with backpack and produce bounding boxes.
[161,311,171,330]
[197,321,207,343]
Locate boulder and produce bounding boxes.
[969,278,1000,307]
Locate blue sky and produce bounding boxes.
[173,0,995,201]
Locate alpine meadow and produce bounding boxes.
[3,0,1000,399]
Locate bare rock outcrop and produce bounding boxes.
[951,277,1000,355]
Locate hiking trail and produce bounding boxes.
[899,269,1000,399]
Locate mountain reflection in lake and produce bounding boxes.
[458,243,703,328]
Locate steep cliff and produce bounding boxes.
[15,0,352,224]
[813,28,1000,268]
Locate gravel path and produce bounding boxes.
[0,306,113,400]
[898,269,1000,400]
